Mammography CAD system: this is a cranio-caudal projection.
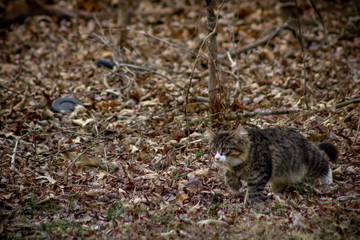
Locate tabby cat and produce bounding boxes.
[206,125,338,204]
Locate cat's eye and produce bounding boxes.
[222,148,230,154]
[210,149,216,155]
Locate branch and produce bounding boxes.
[231,97,360,118]
[294,0,309,110]
[240,109,300,118]
[205,0,221,117]
[138,31,208,60]
[335,98,360,109]
[65,146,92,183]
[10,130,35,171]
[184,0,223,133]
[220,22,290,58]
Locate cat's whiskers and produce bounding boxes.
[206,125,338,204]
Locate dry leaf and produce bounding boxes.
[175,191,189,206]
[198,219,229,227]
[71,118,94,127]
[130,145,139,153]
[74,154,102,168]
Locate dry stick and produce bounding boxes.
[65,146,92,183]
[138,32,241,102]
[140,30,243,82]
[354,117,360,145]
[309,0,338,91]
[74,0,79,64]
[138,31,209,60]
[93,17,122,63]
[315,0,340,81]
[93,21,201,100]
[295,0,310,109]
[11,138,21,171]
[184,0,222,134]
[184,39,210,134]
[117,63,187,93]
[235,97,360,118]
[104,146,109,172]
[335,97,360,108]
[309,0,327,41]
[241,109,301,118]
[219,22,290,59]
[120,63,205,101]
[10,130,35,171]
[205,0,220,118]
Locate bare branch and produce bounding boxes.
[220,23,290,59]
[335,98,360,109]
[65,146,93,183]
[10,130,36,171]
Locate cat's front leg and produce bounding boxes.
[225,169,242,193]
[245,172,270,204]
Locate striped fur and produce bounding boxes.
[206,125,338,204]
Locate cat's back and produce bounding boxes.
[247,128,309,148]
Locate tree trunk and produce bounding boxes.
[204,0,220,118]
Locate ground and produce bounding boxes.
[0,0,359,239]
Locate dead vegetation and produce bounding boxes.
[0,0,359,239]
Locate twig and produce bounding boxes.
[0,83,25,97]
[11,138,20,171]
[240,109,300,118]
[74,0,79,63]
[294,0,309,109]
[138,31,208,60]
[117,63,190,95]
[93,17,122,62]
[120,63,206,100]
[220,22,290,59]
[232,97,360,119]
[205,0,223,117]
[65,146,92,183]
[335,98,360,109]
[354,117,360,145]
[104,146,109,172]
[184,0,223,134]
[94,19,200,100]
[10,131,35,171]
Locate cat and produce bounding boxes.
[206,125,338,204]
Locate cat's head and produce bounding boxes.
[205,125,250,168]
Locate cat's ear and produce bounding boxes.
[230,125,247,139]
[205,127,216,141]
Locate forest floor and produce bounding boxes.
[1,0,359,239]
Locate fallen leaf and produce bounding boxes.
[175,191,189,206]
[198,219,229,227]
[75,154,102,168]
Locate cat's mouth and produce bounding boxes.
[214,152,227,163]
[216,158,226,162]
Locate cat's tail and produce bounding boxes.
[318,142,339,162]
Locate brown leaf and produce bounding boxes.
[171,127,186,141]
[175,191,189,206]
[74,154,102,168]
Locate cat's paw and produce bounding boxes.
[230,190,243,197]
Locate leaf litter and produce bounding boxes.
[0,0,360,239]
